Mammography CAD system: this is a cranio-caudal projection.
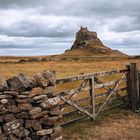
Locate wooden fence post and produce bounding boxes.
[89,77,95,118]
[126,65,132,107]
[139,73,140,110]
[129,63,139,111]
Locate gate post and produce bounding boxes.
[89,77,95,118]
[128,63,140,112]
[126,65,131,107]
[139,73,140,110]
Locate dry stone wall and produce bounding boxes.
[0,71,62,140]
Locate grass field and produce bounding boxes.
[0,57,139,79]
[63,109,140,140]
[0,56,140,140]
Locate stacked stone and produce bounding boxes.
[0,71,62,140]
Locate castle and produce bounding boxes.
[71,26,103,50]
[65,26,126,56]
[76,26,97,41]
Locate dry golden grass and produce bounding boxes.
[0,58,140,79]
[63,110,140,140]
[94,114,140,140]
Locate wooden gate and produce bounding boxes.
[56,68,129,125]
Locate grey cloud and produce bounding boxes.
[38,0,140,18]
[0,19,75,38]
[109,23,140,33]
[107,16,140,32]
[102,31,140,55]
[0,0,140,56]
[0,0,52,9]
[0,41,71,56]
[7,1,140,33]
[1,0,140,18]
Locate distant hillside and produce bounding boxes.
[64,26,127,57]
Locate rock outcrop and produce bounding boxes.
[65,26,126,56]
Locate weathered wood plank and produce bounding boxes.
[89,77,95,118]
[56,69,128,84]
[94,78,126,89]
[58,86,89,97]
[126,65,131,106]
[62,95,127,117]
[139,73,140,108]
[61,102,123,126]
[95,80,117,89]
[100,102,123,112]
[57,78,126,98]
[130,63,139,111]
[95,77,111,91]
[95,75,127,103]
[62,95,127,116]
[60,96,94,118]
[95,74,126,117]
[57,68,129,126]
[60,87,127,108]
[60,96,90,108]
[60,115,87,126]
[62,105,90,116]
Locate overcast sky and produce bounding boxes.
[0,0,140,56]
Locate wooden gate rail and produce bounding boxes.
[60,97,125,126]
[56,63,140,126]
[56,69,128,84]
[60,87,126,108]
[95,74,126,117]
[62,95,127,117]
[57,78,126,97]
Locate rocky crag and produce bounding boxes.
[65,26,126,56]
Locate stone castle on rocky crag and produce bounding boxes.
[65,26,126,56]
